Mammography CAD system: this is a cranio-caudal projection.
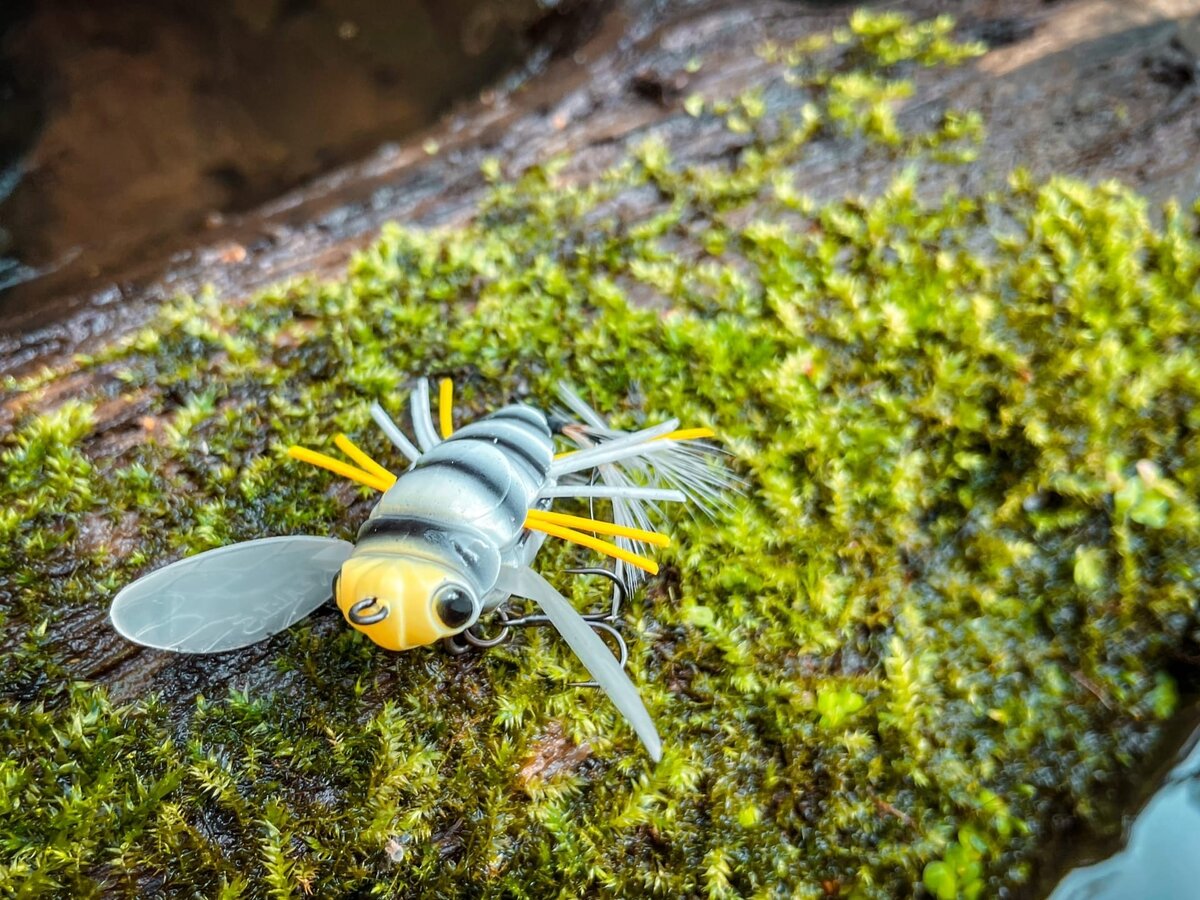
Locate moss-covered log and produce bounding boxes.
[4,0,1198,370]
[4,4,1200,898]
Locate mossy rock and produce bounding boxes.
[3,12,1199,899]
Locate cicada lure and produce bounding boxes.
[109,379,734,761]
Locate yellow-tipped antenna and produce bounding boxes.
[657,427,715,442]
[554,425,716,459]
[333,434,397,488]
[523,515,660,575]
[439,378,454,439]
[287,446,393,493]
[525,508,670,548]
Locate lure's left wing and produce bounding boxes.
[110,536,353,653]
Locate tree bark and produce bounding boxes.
[5,0,1200,721]
[5,0,1200,376]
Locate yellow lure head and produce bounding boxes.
[334,551,481,651]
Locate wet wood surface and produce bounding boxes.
[4,0,1200,378]
[5,0,1200,700]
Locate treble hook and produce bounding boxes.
[441,607,513,655]
[559,567,629,686]
[440,567,632,689]
[564,566,627,622]
[504,566,630,689]
[565,619,628,689]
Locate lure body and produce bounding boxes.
[110,381,733,761]
[376,404,553,545]
[341,405,555,650]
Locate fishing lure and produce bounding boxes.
[109,380,732,760]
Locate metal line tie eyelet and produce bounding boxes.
[348,596,389,626]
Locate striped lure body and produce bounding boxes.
[340,405,555,651]
[109,380,734,760]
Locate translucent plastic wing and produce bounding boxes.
[110,536,354,653]
[496,565,662,761]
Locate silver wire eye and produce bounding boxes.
[348,596,389,625]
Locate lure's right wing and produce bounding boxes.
[110,536,353,654]
[496,565,662,762]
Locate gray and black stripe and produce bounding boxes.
[369,404,554,552]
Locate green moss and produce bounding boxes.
[2,10,1199,897]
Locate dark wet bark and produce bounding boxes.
[4,0,1198,379]
[6,0,1200,688]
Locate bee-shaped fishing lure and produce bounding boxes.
[110,380,732,760]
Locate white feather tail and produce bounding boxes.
[546,383,738,591]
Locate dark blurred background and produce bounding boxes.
[0,0,580,310]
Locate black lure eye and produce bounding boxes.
[434,586,475,629]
